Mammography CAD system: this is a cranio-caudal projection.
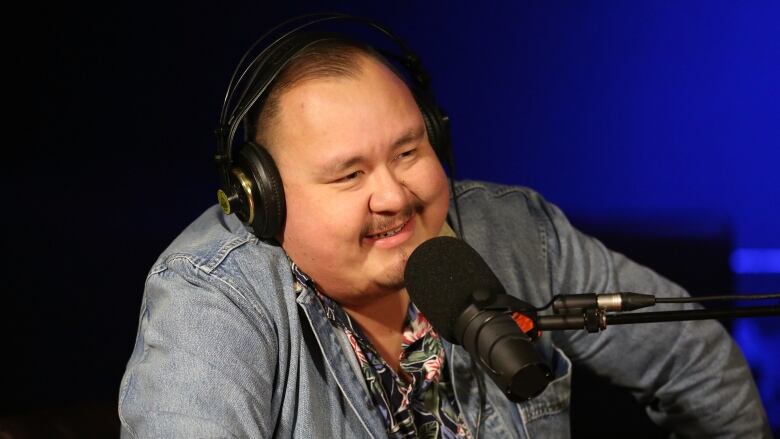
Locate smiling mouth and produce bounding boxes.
[367,219,409,239]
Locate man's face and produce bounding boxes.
[268,56,450,307]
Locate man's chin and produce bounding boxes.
[375,268,406,291]
[371,250,408,291]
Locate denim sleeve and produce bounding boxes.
[539,200,771,437]
[118,256,279,438]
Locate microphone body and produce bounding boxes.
[405,236,552,402]
[455,303,553,401]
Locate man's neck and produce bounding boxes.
[342,289,410,373]
[337,223,456,372]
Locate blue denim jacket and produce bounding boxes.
[119,181,770,438]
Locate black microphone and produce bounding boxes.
[404,236,552,402]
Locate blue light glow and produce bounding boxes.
[730,249,780,274]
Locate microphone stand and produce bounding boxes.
[537,305,780,332]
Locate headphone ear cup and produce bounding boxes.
[234,142,286,239]
[414,91,452,166]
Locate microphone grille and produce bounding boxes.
[404,236,504,341]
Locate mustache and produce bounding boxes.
[362,201,423,237]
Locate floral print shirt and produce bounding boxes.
[292,262,471,438]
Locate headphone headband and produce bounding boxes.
[217,14,426,167]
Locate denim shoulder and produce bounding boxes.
[451,180,556,229]
[449,180,558,306]
[147,204,291,303]
[121,206,294,439]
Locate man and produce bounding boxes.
[118,25,770,438]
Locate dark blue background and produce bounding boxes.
[4,1,778,436]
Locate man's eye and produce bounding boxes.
[336,171,362,183]
[397,148,416,160]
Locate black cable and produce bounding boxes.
[605,306,780,325]
[656,293,780,303]
[446,137,479,436]
[534,295,557,312]
[469,359,486,439]
[448,176,465,242]
[538,292,780,311]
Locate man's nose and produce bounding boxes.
[368,167,407,214]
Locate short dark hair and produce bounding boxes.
[245,37,394,150]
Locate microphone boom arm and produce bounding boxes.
[537,305,780,332]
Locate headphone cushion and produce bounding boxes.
[414,91,451,166]
[236,142,286,239]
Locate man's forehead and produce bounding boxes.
[271,59,423,158]
[279,56,408,107]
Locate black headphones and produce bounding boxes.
[214,13,453,239]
